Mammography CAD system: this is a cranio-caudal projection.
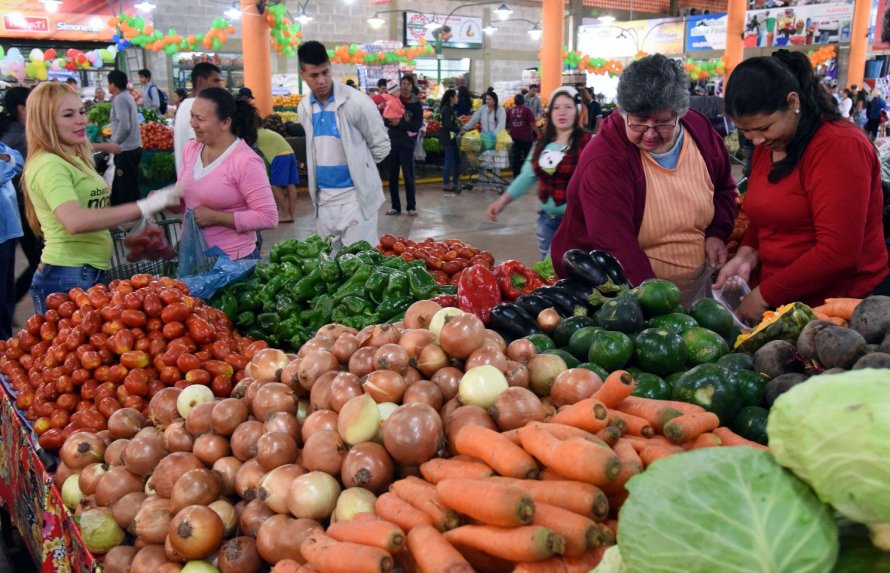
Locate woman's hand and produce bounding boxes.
[736,286,770,325]
[713,246,758,289]
[193,206,222,228]
[487,195,510,222]
[705,237,728,268]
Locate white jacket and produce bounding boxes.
[298,83,391,220]
[464,105,506,134]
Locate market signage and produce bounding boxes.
[742,1,853,48]
[874,0,890,50]
[577,17,685,58]
[0,0,150,42]
[403,11,483,50]
[685,13,728,52]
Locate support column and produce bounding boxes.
[241,0,272,116]
[847,0,872,89]
[541,0,564,97]
[724,0,746,82]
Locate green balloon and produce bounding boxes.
[212,37,222,50]
[326,49,334,58]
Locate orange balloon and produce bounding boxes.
[187,35,196,44]
[144,25,153,35]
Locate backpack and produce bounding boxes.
[151,84,168,114]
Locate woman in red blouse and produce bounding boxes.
[716,50,889,324]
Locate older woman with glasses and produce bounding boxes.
[551,54,738,305]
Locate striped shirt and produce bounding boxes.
[310,92,355,191]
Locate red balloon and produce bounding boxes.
[44,48,57,59]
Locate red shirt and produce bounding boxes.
[370,93,386,116]
[742,120,888,306]
[507,106,536,142]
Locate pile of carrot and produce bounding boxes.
[812,297,861,327]
[272,371,767,573]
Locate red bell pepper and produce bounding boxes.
[493,260,545,301]
[457,265,502,324]
[430,294,458,307]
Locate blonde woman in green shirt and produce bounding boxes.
[22,82,179,314]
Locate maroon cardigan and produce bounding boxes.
[550,109,738,283]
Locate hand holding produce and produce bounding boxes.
[122,221,176,262]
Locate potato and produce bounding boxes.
[796,320,833,361]
[765,373,808,406]
[880,332,890,354]
[815,326,867,369]
[753,340,798,379]
[849,295,890,343]
[852,352,890,370]
[819,368,846,376]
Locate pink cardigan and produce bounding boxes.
[179,139,278,260]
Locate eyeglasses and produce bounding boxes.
[624,115,678,135]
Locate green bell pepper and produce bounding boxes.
[311,294,335,329]
[334,264,373,301]
[235,311,256,329]
[276,316,305,340]
[318,252,340,283]
[340,295,371,316]
[337,253,362,276]
[256,313,280,331]
[245,328,267,341]
[275,294,299,318]
[218,292,239,318]
[294,235,331,259]
[254,261,279,282]
[258,274,287,305]
[331,306,351,324]
[270,239,300,263]
[384,270,409,299]
[405,259,427,269]
[288,328,313,351]
[341,314,378,330]
[291,268,322,301]
[382,256,407,270]
[364,268,390,305]
[336,240,373,258]
[239,291,262,313]
[378,296,412,320]
[407,267,438,300]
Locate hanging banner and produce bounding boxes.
[577,17,685,59]
[0,0,151,42]
[875,0,890,50]
[686,13,728,51]
[742,1,853,49]
[403,12,483,50]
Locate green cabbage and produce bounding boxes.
[768,369,890,551]
[617,447,838,573]
[592,546,626,573]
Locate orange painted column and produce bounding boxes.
[541,0,564,98]
[847,0,873,89]
[724,0,746,82]
[240,0,272,116]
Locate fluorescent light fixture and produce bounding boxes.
[296,8,312,24]
[42,0,63,12]
[367,13,386,28]
[224,5,242,20]
[482,22,497,35]
[495,4,512,20]
[425,20,442,31]
[597,14,615,24]
[527,23,542,41]
[134,1,157,13]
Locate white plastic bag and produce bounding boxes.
[712,276,753,329]
[103,154,115,188]
[413,136,426,162]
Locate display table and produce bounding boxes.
[0,380,96,573]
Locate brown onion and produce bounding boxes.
[247,348,289,382]
[404,366,423,385]
[331,333,360,364]
[104,439,129,466]
[300,429,346,475]
[210,398,249,436]
[465,346,508,373]
[537,308,561,333]
[528,354,568,396]
[150,452,204,497]
[239,498,275,538]
[256,515,322,565]
[278,358,302,392]
[258,463,306,514]
[382,403,444,466]
[506,339,537,364]
[264,412,301,444]
[308,370,337,412]
[316,323,357,340]
[103,545,137,573]
[550,368,603,407]
[243,378,270,411]
[209,499,238,537]
[363,323,402,348]
[431,367,463,401]
[212,456,242,497]
[416,343,449,378]
[373,343,409,375]
[445,405,496,452]
[300,410,338,443]
[184,402,214,436]
[170,468,222,514]
[439,397,461,422]
[167,505,224,560]
[96,430,112,446]
[234,458,266,501]
[133,495,172,544]
[148,387,183,429]
[296,350,339,391]
[60,431,106,470]
[218,536,262,573]
[483,329,507,352]
[165,534,187,563]
[328,372,363,412]
[403,380,444,411]
[130,545,168,573]
[340,442,393,494]
[505,360,530,388]
[162,422,195,453]
[107,408,145,440]
[111,490,147,530]
[490,387,547,431]
[95,466,144,506]
[230,420,265,461]
[347,346,376,377]
[79,462,109,496]
[123,427,166,477]
[439,313,486,359]
[56,462,75,489]
[361,370,407,404]
[253,382,298,420]
[297,336,335,357]
[256,431,299,470]
[156,564,182,573]
[193,432,230,466]
[404,300,442,330]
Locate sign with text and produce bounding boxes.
[743,1,853,48]
[875,0,890,49]
[0,0,150,42]
[686,13,728,51]
[404,11,483,50]
[578,17,685,58]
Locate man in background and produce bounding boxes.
[525,84,542,118]
[173,62,223,175]
[370,78,388,116]
[103,70,142,205]
[585,87,602,133]
[139,68,162,112]
[65,77,79,92]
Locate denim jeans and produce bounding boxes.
[0,240,15,340]
[30,263,107,315]
[536,211,562,261]
[443,144,460,189]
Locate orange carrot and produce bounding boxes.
[436,479,535,527]
[300,532,393,573]
[591,370,636,408]
[621,434,674,452]
[444,525,565,562]
[501,428,522,445]
[453,424,539,479]
[488,477,609,521]
[535,422,610,447]
[547,398,610,432]
[539,468,570,481]
[601,439,643,495]
[407,524,474,573]
[663,411,721,444]
[391,477,462,531]
[518,424,622,485]
[531,502,600,556]
[639,444,683,467]
[595,425,622,446]
[513,546,608,573]
[685,432,723,450]
[818,297,861,320]
[271,560,309,573]
[326,519,406,553]
[713,427,769,450]
[615,397,685,431]
[420,458,494,483]
[453,544,514,573]
[609,410,654,438]
[375,492,435,532]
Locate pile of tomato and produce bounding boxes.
[0,275,263,452]
[376,235,495,286]
[140,122,174,150]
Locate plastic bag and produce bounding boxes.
[712,276,753,329]
[460,130,481,152]
[481,131,497,151]
[180,246,258,300]
[414,135,426,162]
[495,130,513,151]
[122,216,175,262]
[177,209,213,278]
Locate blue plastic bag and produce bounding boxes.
[181,246,259,300]
[481,131,497,151]
[177,209,212,278]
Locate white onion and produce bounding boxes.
[79,507,125,555]
[333,487,377,523]
[459,365,508,409]
[337,394,381,446]
[62,473,84,509]
[428,307,462,341]
[177,385,215,418]
[375,402,400,442]
[181,560,219,573]
[287,471,341,520]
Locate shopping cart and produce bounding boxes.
[106,217,183,282]
[458,133,512,194]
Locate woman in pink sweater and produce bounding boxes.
[178,87,277,259]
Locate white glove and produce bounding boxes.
[136,184,182,217]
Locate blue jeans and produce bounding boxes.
[443,144,460,188]
[536,211,562,261]
[30,263,107,315]
[0,239,15,340]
